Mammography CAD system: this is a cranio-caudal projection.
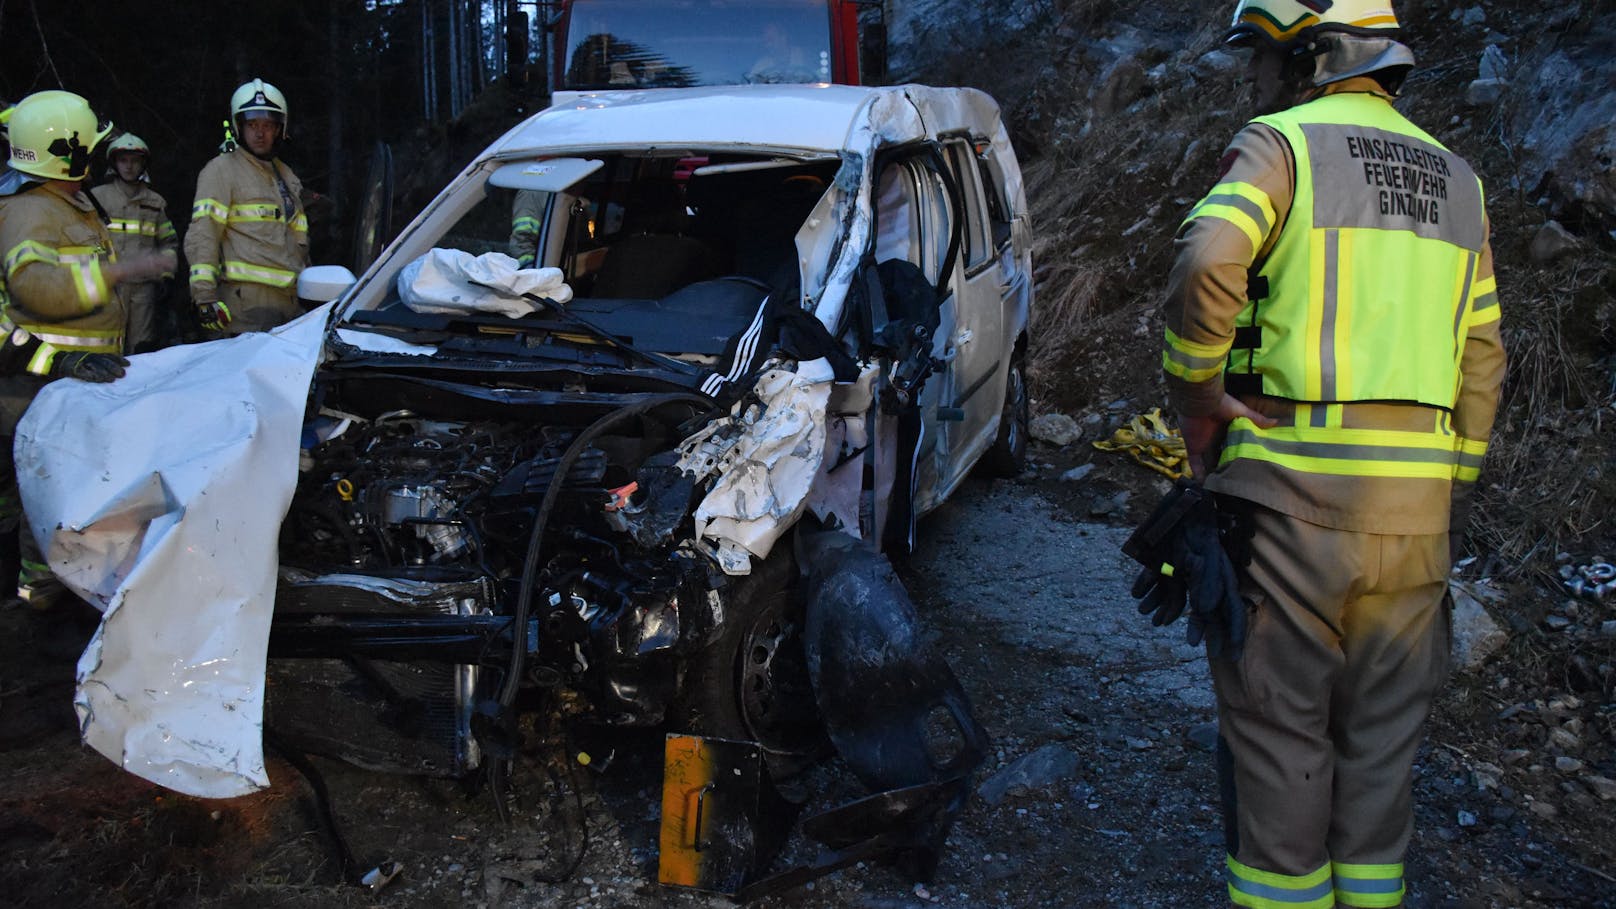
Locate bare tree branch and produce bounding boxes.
[28,0,62,88]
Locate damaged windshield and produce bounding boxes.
[342,153,840,365]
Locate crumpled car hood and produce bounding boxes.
[16,307,329,797]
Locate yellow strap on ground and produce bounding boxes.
[1092,407,1191,480]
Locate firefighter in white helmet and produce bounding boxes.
[90,133,178,352]
[183,78,309,336]
[1140,2,1505,905]
[0,91,174,599]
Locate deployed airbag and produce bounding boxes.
[398,248,573,317]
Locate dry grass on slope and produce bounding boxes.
[1019,15,1247,411]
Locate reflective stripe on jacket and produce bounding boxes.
[509,190,545,268]
[0,186,126,367]
[183,147,308,302]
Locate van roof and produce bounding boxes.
[491,83,1006,159]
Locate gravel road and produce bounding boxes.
[4,471,1610,907]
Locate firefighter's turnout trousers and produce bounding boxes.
[1214,508,1448,907]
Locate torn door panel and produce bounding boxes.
[676,358,838,575]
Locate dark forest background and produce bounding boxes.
[0,0,541,271]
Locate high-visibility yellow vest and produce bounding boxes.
[1228,93,1487,410]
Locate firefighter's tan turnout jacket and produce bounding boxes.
[0,183,126,374]
[183,146,308,321]
[91,177,177,348]
[90,178,177,271]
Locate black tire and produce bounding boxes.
[672,550,825,776]
[981,350,1028,477]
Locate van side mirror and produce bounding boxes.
[298,265,358,303]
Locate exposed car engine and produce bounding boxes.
[269,401,724,775]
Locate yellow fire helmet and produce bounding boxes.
[1226,0,1401,48]
[6,90,114,181]
[230,78,289,138]
[106,132,150,157]
[1227,0,1414,89]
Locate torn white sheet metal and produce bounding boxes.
[15,306,330,798]
[807,365,879,536]
[398,248,572,317]
[677,358,837,575]
[334,327,437,357]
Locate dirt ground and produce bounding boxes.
[2,438,1612,908]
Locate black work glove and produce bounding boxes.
[1131,499,1248,661]
[50,351,130,383]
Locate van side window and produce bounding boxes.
[975,152,1012,251]
[876,159,953,285]
[915,165,954,284]
[944,140,990,271]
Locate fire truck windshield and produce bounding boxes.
[562,0,835,90]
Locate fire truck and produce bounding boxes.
[546,0,883,92]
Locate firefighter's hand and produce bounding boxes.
[50,351,130,383]
[195,300,232,331]
[1180,394,1278,479]
[105,250,174,286]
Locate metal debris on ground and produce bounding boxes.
[361,861,404,893]
[1559,561,1615,600]
[1091,408,1190,480]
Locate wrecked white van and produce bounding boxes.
[17,84,1033,822]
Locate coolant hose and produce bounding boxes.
[500,392,714,707]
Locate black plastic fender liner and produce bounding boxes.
[797,528,988,792]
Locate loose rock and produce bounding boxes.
[1548,727,1582,751]
[1530,220,1580,264]
[977,744,1081,806]
[1194,50,1239,76]
[1060,463,1096,483]
[1449,582,1509,669]
[1555,756,1584,773]
[1465,78,1508,106]
[1479,44,1510,80]
[1029,413,1083,447]
[1186,722,1219,753]
[1586,775,1616,801]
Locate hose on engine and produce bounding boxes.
[500,392,716,708]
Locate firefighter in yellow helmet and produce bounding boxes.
[1139,2,1505,905]
[90,133,178,352]
[0,91,175,599]
[183,78,309,336]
